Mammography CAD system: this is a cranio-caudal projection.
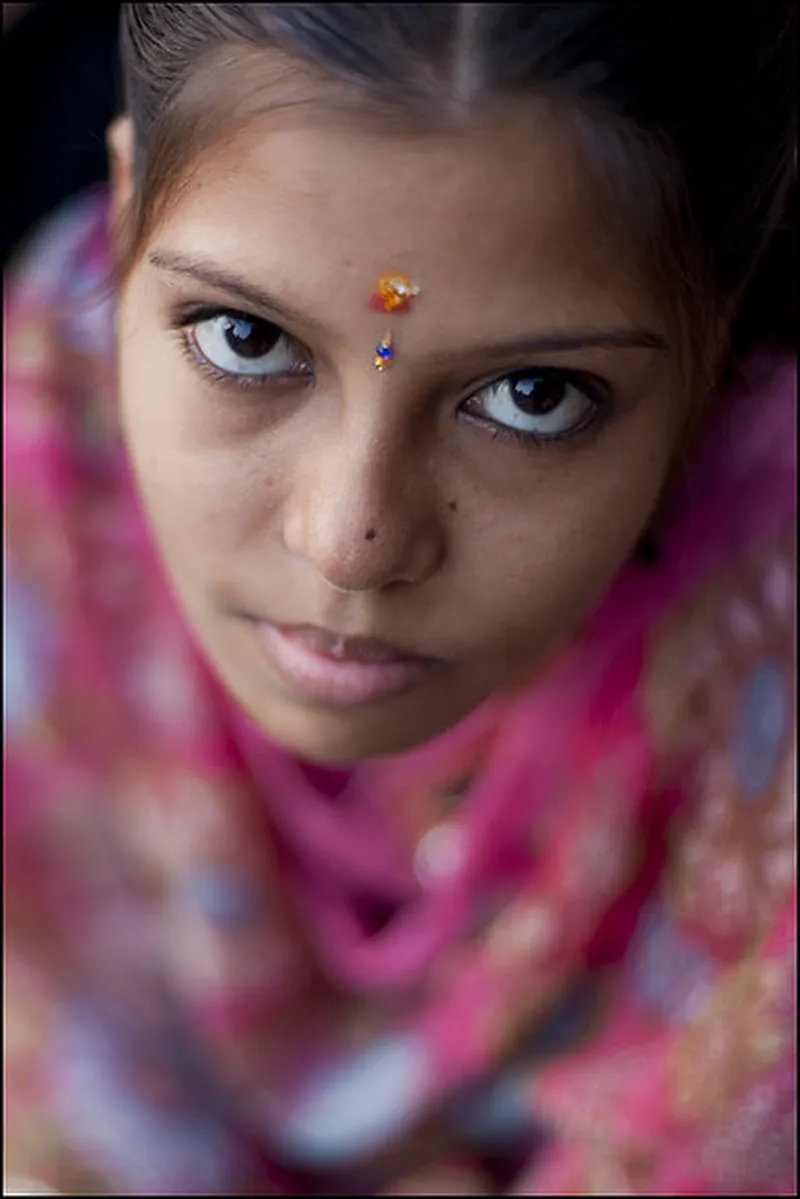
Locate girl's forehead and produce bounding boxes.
[149,107,658,333]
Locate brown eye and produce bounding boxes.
[464,368,603,441]
[220,315,282,359]
[191,311,306,377]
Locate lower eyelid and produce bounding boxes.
[459,393,607,447]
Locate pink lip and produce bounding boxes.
[254,622,437,708]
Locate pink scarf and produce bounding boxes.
[4,188,796,1195]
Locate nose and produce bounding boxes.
[282,419,446,594]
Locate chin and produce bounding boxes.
[262,705,446,765]
[235,691,474,765]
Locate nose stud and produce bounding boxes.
[374,331,394,372]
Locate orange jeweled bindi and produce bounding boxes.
[368,275,420,314]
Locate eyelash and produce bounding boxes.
[169,304,612,447]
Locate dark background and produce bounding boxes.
[3,1,122,264]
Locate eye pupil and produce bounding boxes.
[511,372,565,415]
[222,316,280,359]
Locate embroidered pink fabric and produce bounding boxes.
[3,189,797,1195]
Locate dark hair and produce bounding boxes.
[118,2,797,393]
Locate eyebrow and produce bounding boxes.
[149,250,323,332]
[149,249,670,357]
[434,326,669,361]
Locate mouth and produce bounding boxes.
[252,621,440,709]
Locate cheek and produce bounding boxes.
[116,308,282,548]
[461,416,674,650]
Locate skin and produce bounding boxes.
[111,88,686,764]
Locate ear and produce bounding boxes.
[106,115,135,235]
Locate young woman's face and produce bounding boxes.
[115,101,684,762]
